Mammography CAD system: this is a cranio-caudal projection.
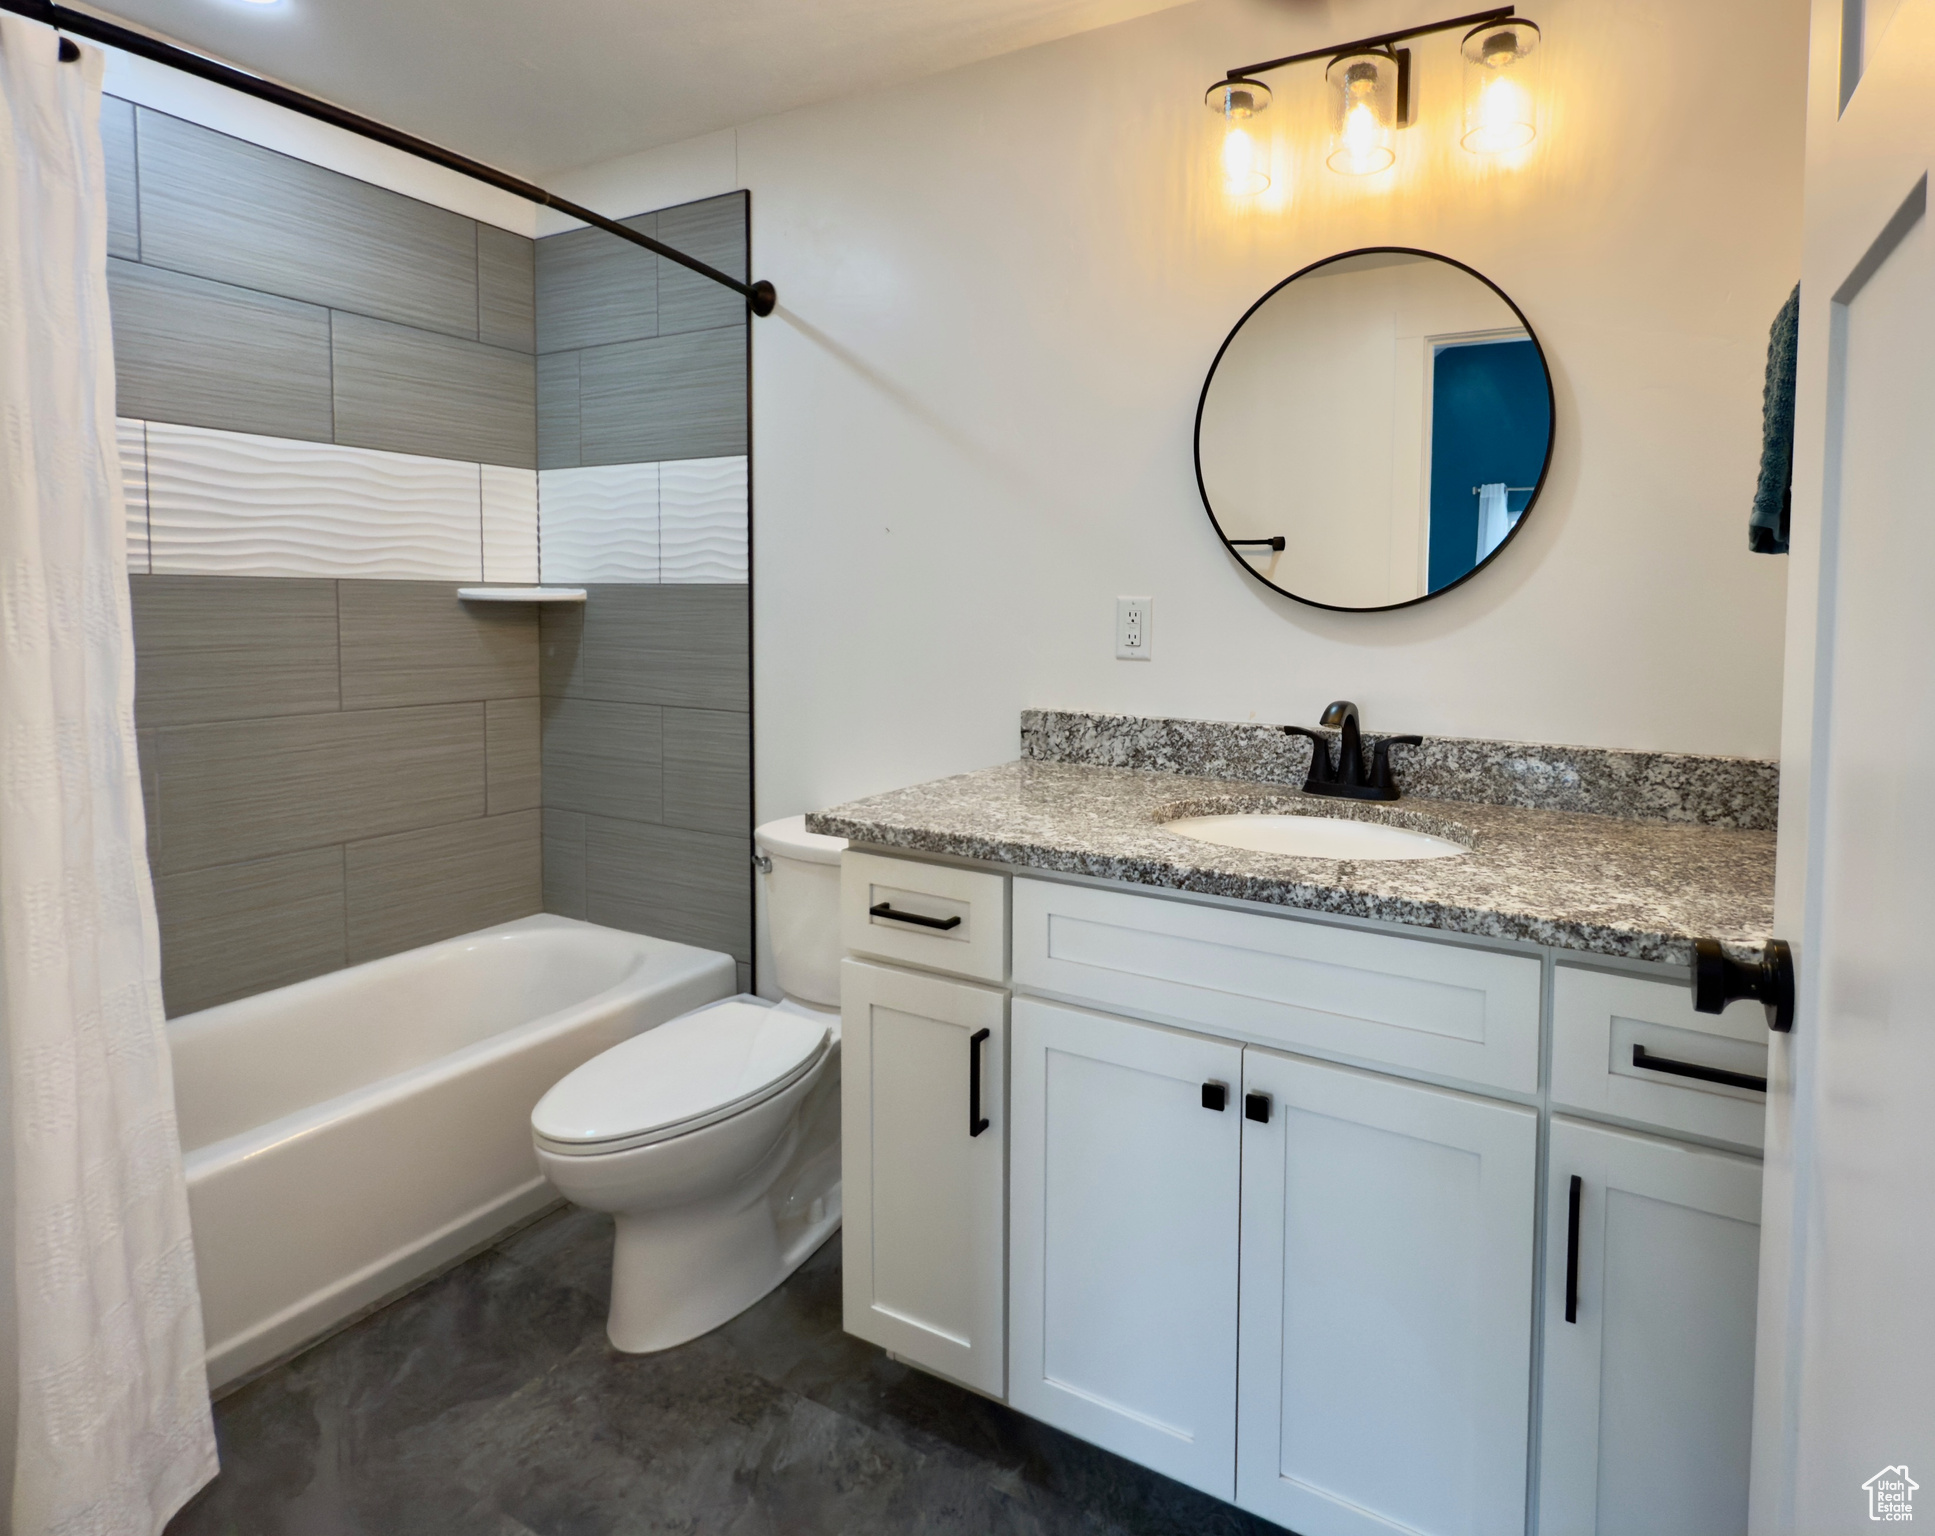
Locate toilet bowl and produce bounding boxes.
[531,814,847,1353]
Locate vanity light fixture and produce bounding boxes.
[1206,6,1538,191]
[1207,77,1272,196]
[1460,18,1541,152]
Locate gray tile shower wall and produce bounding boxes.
[108,260,336,443]
[135,578,542,1016]
[105,106,551,1013]
[533,195,753,991]
[111,107,753,1008]
[102,102,538,466]
[540,587,751,972]
[535,192,748,469]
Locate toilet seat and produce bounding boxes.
[532,999,830,1157]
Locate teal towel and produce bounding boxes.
[1750,285,1798,554]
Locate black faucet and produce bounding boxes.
[1283,702,1423,802]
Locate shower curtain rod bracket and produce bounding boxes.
[6,0,776,315]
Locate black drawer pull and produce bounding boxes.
[1244,1091,1272,1124]
[870,902,962,931]
[1632,1043,1767,1094]
[969,1028,990,1137]
[1202,1081,1228,1112]
[1564,1175,1582,1324]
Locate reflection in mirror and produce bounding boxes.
[1196,249,1553,611]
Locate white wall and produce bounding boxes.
[554,0,1807,830]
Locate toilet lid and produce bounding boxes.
[532,999,829,1154]
[753,814,846,867]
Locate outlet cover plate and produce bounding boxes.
[1116,596,1151,660]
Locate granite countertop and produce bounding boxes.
[807,759,1776,966]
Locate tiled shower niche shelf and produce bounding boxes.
[456,586,589,603]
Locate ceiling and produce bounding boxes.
[77,0,1197,179]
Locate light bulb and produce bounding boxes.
[1222,125,1269,196]
[1470,75,1532,151]
[1344,102,1379,162]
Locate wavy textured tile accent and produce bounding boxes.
[659,455,747,583]
[537,462,658,583]
[146,422,483,579]
[481,464,539,583]
[119,417,149,575]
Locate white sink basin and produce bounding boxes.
[1161,812,1468,861]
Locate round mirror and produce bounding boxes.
[1195,248,1553,612]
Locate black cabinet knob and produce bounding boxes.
[1202,1081,1228,1112]
[1244,1091,1272,1124]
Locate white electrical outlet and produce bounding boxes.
[1116,596,1152,660]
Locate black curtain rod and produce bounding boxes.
[1226,5,1514,81]
[3,0,777,315]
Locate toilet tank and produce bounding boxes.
[754,815,847,1008]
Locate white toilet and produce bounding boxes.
[531,815,847,1353]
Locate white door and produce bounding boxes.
[1236,1048,1537,1536]
[1539,1117,1763,1536]
[1008,998,1242,1500]
[839,957,1007,1396]
[1759,3,1935,1527]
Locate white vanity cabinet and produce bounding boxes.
[1536,1116,1762,1536]
[839,956,1009,1396]
[1008,998,1243,1498]
[836,852,1765,1536]
[1007,994,1538,1528]
[1237,1049,1538,1536]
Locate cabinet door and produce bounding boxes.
[840,957,1007,1396]
[1538,1117,1761,1536]
[1237,1048,1538,1536]
[1009,998,1242,1499]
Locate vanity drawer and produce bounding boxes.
[1012,879,1540,1094]
[1551,966,1767,1150]
[841,852,1009,983]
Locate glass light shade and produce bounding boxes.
[1461,19,1541,152]
[1207,78,1271,195]
[1325,51,1398,175]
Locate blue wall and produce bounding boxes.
[1427,339,1550,593]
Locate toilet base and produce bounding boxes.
[608,1192,841,1354]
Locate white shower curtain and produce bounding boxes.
[0,17,218,1534]
[1474,481,1512,564]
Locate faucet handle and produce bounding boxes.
[1282,726,1334,784]
[1370,735,1423,794]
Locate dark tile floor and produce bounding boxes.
[168,1209,1286,1535]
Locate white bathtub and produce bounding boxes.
[169,914,736,1389]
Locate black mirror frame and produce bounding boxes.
[1194,246,1556,614]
